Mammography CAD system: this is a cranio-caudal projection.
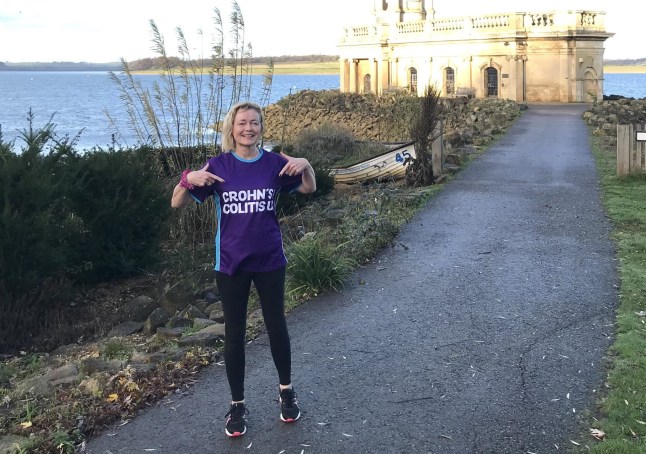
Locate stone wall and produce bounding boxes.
[262,89,524,150]
[583,99,646,136]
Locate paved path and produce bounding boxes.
[86,104,617,454]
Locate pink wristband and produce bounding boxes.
[179,169,194,190]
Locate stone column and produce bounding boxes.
[340,59,348,92]
[377,58,386,94]
[350,59,357,93]
[373,59,379,94]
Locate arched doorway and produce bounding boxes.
[583,70,598,102]
[364,74,372,94]
[444,67,455,96]
[408,67,418,93]
[485,67,498,97]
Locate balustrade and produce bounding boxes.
[341,9,607,45]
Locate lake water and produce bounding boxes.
[0,72,340,151]
[1,71,644,151]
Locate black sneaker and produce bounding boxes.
[224,402,247,437]
[279,387,301,422]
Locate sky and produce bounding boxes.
[0,0,641,63]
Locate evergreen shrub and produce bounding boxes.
[65,146,170,282]
[0,131,170,352]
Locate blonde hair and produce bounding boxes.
[221,101,264,152]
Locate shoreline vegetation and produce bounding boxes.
[1,58,646,75]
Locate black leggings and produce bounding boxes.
[215,267,291,401]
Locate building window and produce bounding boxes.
[444,67,455,95]
[408,68,418,93]
[364,74,372,93]
[485,67,498,97]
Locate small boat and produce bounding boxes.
[329,141,416,184]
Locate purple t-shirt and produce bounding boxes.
[189,149,302,275]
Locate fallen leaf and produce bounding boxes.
[590,428,605,440]
[106,393,119,403]
[20,421,32,428]
[570,440,580,446]
[636,420,646,425]
[342,433,353,437]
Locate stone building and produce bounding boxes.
[338,0,614,102]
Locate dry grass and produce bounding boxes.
[131,61,339,76]
[603,65,646,74]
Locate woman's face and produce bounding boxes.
[233,108,262,148]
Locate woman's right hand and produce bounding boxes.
[188,163,225,187]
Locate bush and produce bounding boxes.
[294,122,356,168]
[286,235,355,297]
[0,121,170,352]
[64,146,170,282]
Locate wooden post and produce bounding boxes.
[617,124,646,176]
[616,124,631,177]
[432,120,444,177]
[637,124,646,173]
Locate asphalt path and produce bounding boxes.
[86,103,617,454]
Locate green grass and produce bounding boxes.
[579,134,646,453]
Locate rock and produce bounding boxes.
[158,282,195,314]
[197,323,226,337]
[44,363,78,382]
[205,301,223,316]
[209,309,225,323]
[81,358,125,375]
[130,350,152,363]
[0,435,32,454]
[123,295,159,322]
[193,318,217,330]
[16,363,80,396]
[166,316,193,329]
[15,375,50,396]
[203,291,219,304]
[78,376,106,396]
[150,349,187,364]
[247,308,264,327]
[164,323,227,349]
[107,321,143,338]
[178,305,207,320]
[194,300,209,314]
[143,307,171,334]
[156,327,186,339]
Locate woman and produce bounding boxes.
[171,101,316,437]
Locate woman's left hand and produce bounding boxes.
[279,151,310,177]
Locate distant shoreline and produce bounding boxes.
[2,60,645,75]
[603,65,646,74]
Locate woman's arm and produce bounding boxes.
[170,164,225,208]
[298,163,316,194]
[279,152,317,194]
[171,184,192,208]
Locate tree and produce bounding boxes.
[406,85,443,187]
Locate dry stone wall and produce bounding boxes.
[262,89,524,150]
